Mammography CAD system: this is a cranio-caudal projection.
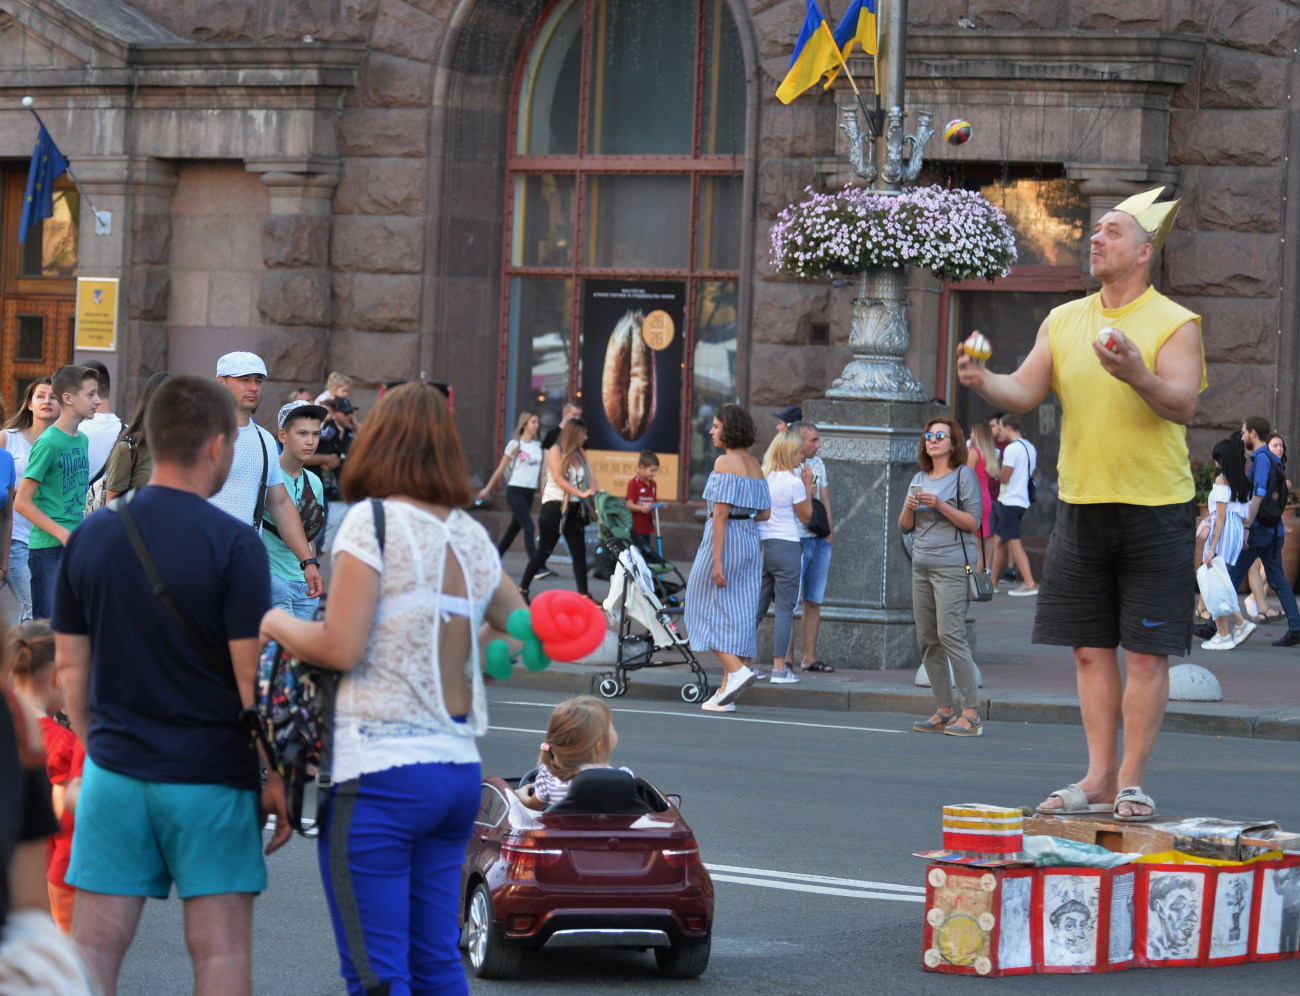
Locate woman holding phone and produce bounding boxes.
[900,416,984,736]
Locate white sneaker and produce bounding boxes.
[769,669,801,684]
[714,665,758,705]
[1201,633,1236,650]
[1232,620,1257,646]
[701,693,736,713]
[1007,585,1039,597]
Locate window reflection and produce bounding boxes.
[588,0,694,155]
[690,280,738,497]
[513,175,575,267]
[517,0,582,155]
[698,175,743,271]
[506,277,573,435]
[702,0,745,155]
[977,179,1086,267]
[586,175,691,270]
[21,189,79,278]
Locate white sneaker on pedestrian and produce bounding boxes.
[700,692,736,713]
[1007,584,1039,597]
[769,669,801,684]
[534,568,555,581]
[1200,633,1236,650]
[714,665,758,705]
[1231,620,1257,646]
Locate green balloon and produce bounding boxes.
[507,608,533,642]
[485,640,513,680]
[522,638,550,672]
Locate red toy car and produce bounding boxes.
[459,767,714,979]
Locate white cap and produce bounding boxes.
[277,400,328,430]
[216,351,267,378]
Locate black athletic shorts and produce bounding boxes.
[1032,501,1196,657]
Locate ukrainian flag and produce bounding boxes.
[775,0,841,105]
[823,0,877,88]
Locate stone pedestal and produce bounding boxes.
[803,396,945,669]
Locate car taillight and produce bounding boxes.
[661,837,701,867]
[502,833,563,878]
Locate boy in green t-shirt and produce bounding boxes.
[16,364,99,618]
[262,401,327,619]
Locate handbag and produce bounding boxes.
[956,466,993,602]
[808,496,831,538]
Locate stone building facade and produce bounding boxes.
[1,0,1297,552]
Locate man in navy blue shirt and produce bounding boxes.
[1231,416,1300,645]
[54,375,290,996]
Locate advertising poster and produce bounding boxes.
[580,279,684,499]
[74,277,118,351]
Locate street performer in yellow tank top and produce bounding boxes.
[957,186,1205,825]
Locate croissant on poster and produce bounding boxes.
[601,309,657,441]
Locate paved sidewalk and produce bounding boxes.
[497,552,1300,742]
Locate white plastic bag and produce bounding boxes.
[1196,555,1238,619]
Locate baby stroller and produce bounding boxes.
[591,493,686,608]
[597,542,710,704]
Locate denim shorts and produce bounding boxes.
[67,756,266,899]
[270,573,319,621]
[799,536,832,605]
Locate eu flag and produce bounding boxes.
[19,125,70,245]
[824,0,877,88]
[775,0,841,105]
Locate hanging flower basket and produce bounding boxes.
[770,184,1019,283]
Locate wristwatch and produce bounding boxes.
[300,557,321,570]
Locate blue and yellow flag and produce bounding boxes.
[19,125,70,244]
[775,0,841,105]
[823,0,877,88]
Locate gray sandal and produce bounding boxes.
[912,711,956,733]
[944,715,983,737]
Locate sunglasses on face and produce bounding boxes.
[923,431,949,441]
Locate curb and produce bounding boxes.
[503,663,1300,742]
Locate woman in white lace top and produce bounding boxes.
[261,382,526,996]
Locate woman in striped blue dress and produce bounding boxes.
[685,404,771,712]
[1198,436,1254,649]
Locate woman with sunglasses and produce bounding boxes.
[900,416,985,736]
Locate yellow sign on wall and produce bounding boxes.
[75,278,119,351]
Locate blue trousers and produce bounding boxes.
[1228,527,1300,630]
[319,761,480,996]
[27,544,62,620]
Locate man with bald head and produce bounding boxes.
[958,187,1204,824]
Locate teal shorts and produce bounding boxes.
[66,756,266,899]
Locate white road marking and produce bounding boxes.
[493,699,904,735]
[707,872,924,903]
[706,863,926,895]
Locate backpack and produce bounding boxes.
[1015,439,1038,505]
[247,498,385,835]
[1254,452,1288,529]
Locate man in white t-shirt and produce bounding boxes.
[990,413,1038,595]
[210,351,323,598]
[80,360,125,481]
[791,422,835,672]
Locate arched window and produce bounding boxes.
[502,0,745,499]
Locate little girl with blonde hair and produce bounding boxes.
[516,695,626,810]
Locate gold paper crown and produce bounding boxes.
[1112,186,1181,251]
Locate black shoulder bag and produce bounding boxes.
[956,466,993,602]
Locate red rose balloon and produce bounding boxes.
[530,590,608,662]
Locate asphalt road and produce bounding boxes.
[117,689,1300,995]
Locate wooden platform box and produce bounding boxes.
[922,863,1137,976]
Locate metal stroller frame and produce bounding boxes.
[595,542,710,704]
[592,493,686,608]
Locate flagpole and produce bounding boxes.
[827,39,881,137]
[22,98,111,235]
